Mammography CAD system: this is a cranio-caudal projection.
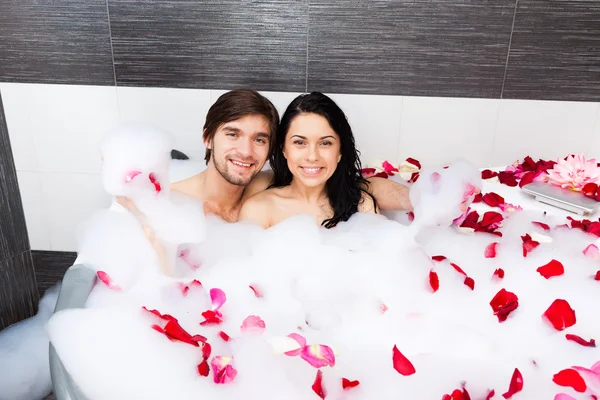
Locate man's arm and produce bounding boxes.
[365,177,413,212]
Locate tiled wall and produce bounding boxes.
[1,1,600,100]
[0,92,38,330]
[2,82,600,255]
[1,0,600,326]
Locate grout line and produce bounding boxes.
[500,0,519,99]
[305,0,310,93]
[105,0,118,87]
[396,96,404,165]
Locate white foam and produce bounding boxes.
[0,284,61,400]
[47,159,600,400]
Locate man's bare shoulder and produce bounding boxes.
[171,174,203,199]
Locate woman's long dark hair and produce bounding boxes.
[268,92,377,228]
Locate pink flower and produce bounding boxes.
[547,154,600,191]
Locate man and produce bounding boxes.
[171,88,412,221]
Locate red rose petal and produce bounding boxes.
[518,171,536,188]
[407,211,415,222]
[374,171,389,179]
[521,234,540,257]
[201,342,212,359]
[249,284,263,298]
[392,345,416,376]
[493,268,505,279]
[464,276,475,290]
[482,169,498,179]
[473,193,483,203]
[480,212,503,229]
[532,221,550,231]
[486,389,496,400]
[490,289,519,322]
[200,310,223,326]
[552,368,587,393]
[197,360,210,377]
[342,378,360,390]
[361,168,376,176]
[485,242,498,258]
[96,271,122,291]
[380,303,389,314]
[565,334,596,347]
[312,370,326,399]
[536,259,564,279]
[497,171,518,187]
[583,183,598,197]
[483,192,505,207]
[406,157,421,169]
[148,172,162,193]
[450,262,467,276]
[595,270,600,281]
[432,255,447,262]
[429,270,439,292]
[502,368,523,399]
[543,299,576,331]
[218,331,231,342]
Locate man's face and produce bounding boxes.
[206,114,271,186]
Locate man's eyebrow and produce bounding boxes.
[256,132,270,138]
[222,126,241,133]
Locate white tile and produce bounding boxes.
[16,171,51,250]
[327,93,403,166]
[118,86,212,161]
[587,104,600,160]
[24,84,119,174]
[398,96,500,168]
[1,83,38,171]
[492,99,599,166]
[40,172,112,252]
[259,91,304,118]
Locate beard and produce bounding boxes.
[212,152,258,187]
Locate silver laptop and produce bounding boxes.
[521,181,600,216]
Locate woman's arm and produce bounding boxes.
[115,196,175,277]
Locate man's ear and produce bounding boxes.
[203,129,211,150]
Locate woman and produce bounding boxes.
[239,92,377,229]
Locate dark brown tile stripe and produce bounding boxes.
[307,0,516,98]
[0,90,38,331]
[0,252,38,330]
[502,0,600,101]
[32,250,77,296]
[108,0,308,91]
[0,0,115,85]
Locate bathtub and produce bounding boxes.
[47,162,596,399]
[49,157,207,400]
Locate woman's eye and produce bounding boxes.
[293,140,305,145]
[321,141,332,146]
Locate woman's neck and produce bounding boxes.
[289,178,327,204]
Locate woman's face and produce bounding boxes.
[283,113,342,189]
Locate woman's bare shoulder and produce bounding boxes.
[238,189,278,227]
[358,191,377,214]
